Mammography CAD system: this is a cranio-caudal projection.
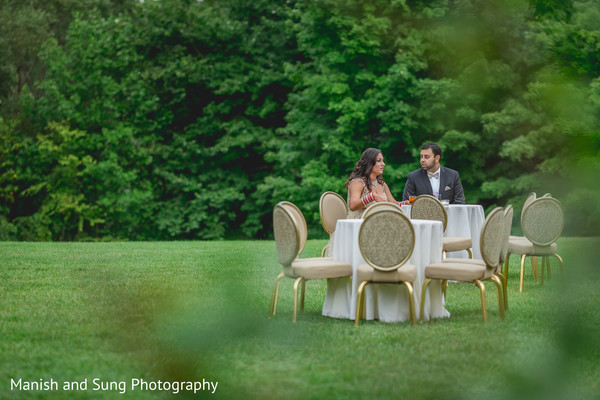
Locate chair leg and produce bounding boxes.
[475,280,488,323]
[496,272,508,311]
[269,272,285,316]
[540,256,546,286]
[354,281,369,327]
[532,256,539,281]
[420,278,433,322]
[402,281,417,326]
[491,275,505,320]
[467,248,473,259]
[546,256,552,280]
[320,244,327,257]
[504,252,511,283]
[292,277,303,323]
[442,250,447,260]
[300,278,306,312]
[519,254,527,293]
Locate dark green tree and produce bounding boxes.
[1,0,598,240]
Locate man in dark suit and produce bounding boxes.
[402,142,465,204]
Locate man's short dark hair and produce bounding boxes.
[422,142,442,158]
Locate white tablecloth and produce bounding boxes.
[322,219,450,322]
[401,204,485,260]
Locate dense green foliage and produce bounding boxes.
[1,0,599,240]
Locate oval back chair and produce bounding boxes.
[508,196,565,293]
[521,192,537,220]
[479,207,505,271]
[500,204,514,265]
[359,208,415,272]
[362,202,405,220]
[270,201,352,322]
[273,203,301,267]
[498,204,513,310]
[410,195,447,231]
[278,201,307,257]
[420,207,505,323]
[319,191,347,256]
[521,197,564,246]
[354,207,417,326]
[411,194,473,259]
[319,191,347,235]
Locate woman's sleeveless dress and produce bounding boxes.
[346,178,388,219]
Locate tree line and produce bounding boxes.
[1,0,598,241]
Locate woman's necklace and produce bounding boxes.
[371,179,378,187]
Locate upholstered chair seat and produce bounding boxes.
[443,258,485,266]
[425,262,493,282]
[509,235,528,241]
[287,258,354,279]
[442,237,473,252]
[356,263,416,283]
[507,240,557,256]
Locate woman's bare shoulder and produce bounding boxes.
[348,178,365,187]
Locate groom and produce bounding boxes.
[402,142,465,204]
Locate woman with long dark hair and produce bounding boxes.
[346,148,400,218]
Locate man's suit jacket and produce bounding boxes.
[402,166,465,204]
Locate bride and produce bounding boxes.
[345,148,401,219]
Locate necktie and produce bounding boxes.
[427,171,439,179]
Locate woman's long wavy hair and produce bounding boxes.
[345,148,384,193]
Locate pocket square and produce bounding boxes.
[445,186,451,191]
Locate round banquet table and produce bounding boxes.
[401,204,485,260]
[322,218,450,322]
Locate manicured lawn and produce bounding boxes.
[1,238,599,399]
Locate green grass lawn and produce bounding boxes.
[1,238,599,399]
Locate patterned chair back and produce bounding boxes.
[521,197,564,246]
[319,191,347,235]
[358,208,415,272]
[480,207,505,269]
[273,203,301,267]
[278,201,307,255]
[500,205,514,264]
[410,195,447,231]
[521,192,537,220]
[362,202,405,219]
